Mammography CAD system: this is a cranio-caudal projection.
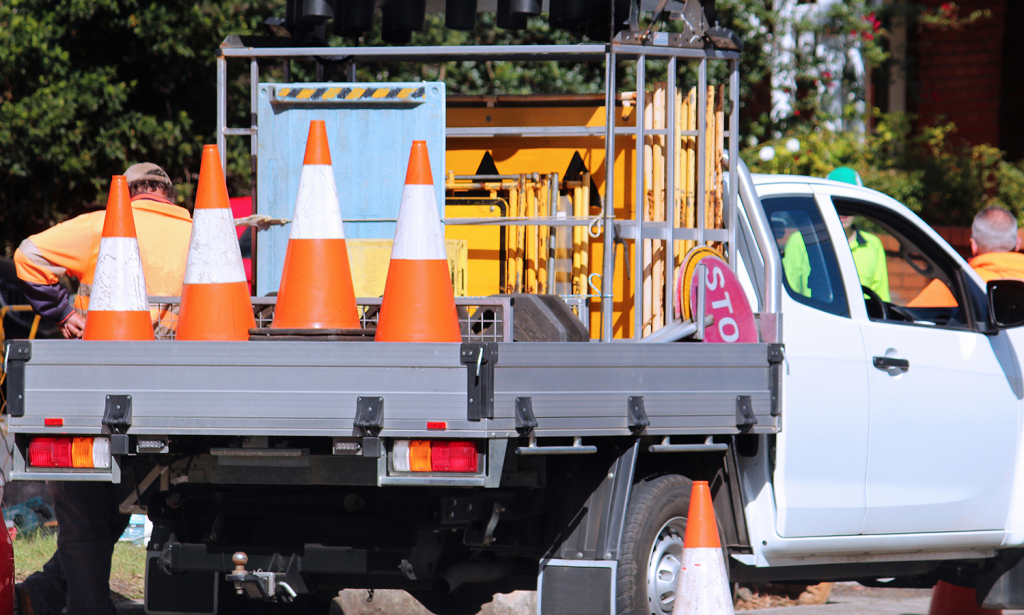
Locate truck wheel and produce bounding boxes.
[616,474,694,615]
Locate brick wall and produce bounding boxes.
[911,0,1005,147]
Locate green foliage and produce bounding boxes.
[0,0,278,255]
[742,113,1023,228]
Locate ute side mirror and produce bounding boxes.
[988,279,1024,329]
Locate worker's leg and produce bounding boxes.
[50,480,130,615]
[19,545,67,615]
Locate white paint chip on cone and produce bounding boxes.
[89,237,148,312]
[391,184,446,261]
[671,547,735,615]
[290,164,345,240]
[183,208,248,285]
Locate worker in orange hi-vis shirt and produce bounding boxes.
[909,205,1024,308]
[14,163,192,338]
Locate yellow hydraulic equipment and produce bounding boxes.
[444,85,728,339]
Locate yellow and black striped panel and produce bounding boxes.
[274,85,426,103]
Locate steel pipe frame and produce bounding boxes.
[215,42,739,343]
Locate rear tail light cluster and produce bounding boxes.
[28,437,111,469]
[393,440,478,473]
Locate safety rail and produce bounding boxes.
[148,296,513,343]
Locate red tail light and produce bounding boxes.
[430,441,478,472]
[28,438,56,467]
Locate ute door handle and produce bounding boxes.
[873,356,909,372]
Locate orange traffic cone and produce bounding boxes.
[83,176,155,341]
[272,120,359,329]
[375,141,461,342]
[671,481,734,615]
[928,581,1001,615]
[176,144,256,341]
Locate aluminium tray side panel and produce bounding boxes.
[16,341,473,436]
[491,343,777,436]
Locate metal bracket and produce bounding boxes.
[515,397,537,435]
[735,395,757,433]
[460,343,498,421]
[103,395,133,434]
[767,343,784,417]
[4,341,31,417]
[627,396,649,434]
[354,397,384,436]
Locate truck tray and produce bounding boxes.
[7,340,780,438]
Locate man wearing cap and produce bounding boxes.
[15,163,192,338]
[14,163,192,615]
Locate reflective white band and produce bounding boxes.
[672,547,734,615]
[290,165,345,240]
[184,208,247,284]
[391,185,446,261]
[89,237,148,311]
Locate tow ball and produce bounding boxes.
[225,552,299,602]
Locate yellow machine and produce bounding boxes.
[444,87,727,339]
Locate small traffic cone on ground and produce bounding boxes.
[375,141,461,342]
[272,120,359,329]
[928,581,1001,615]
[176,144,256,341]
[671,481,734,615]
[83,176,155,341]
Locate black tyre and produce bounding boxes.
[616,474,694,615]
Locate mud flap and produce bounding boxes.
[145,552,218,615]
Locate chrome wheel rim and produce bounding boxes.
[646,516,686,615]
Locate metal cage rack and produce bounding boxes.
[215,36,740,342]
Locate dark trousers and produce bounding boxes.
[21,479,133,615]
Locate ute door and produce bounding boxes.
[829,193,1018,534]
[759,186,870,537]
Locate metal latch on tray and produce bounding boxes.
[461,343,498,421]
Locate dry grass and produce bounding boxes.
[13,531,146,599]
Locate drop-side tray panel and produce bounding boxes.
[11,341,778,436]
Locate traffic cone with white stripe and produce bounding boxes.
[83,176,155,341]
[375,141,461,342]
[671,481,734,615]
[272,120,359,329]
[928,581,1001,615]
[176,144,256,341]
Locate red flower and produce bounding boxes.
[794,109,802,116]
[864,32,874,41]
[822,71,832,79]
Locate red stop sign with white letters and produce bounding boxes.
[688,255,758,343]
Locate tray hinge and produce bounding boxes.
[355,397,384,436]
[461,343,498,421]
[514,397,537,435]
[736,395,757,433]
[627,396,650,434]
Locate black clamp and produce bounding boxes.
[514,397,537,435]
[355,397,384,436]
[4,341,31,417]
[736,395,757,433]
[460,343,498,421]
[627,396,650,434]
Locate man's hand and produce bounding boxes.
[60,312,85,339]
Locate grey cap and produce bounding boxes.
[124,162,171,184]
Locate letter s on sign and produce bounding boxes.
[706,266,726,291]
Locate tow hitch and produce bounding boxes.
[225,552,303,602]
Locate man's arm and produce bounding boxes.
[14,214,99,329]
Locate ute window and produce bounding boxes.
[763,195,850,318]
[832,198,969,329]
